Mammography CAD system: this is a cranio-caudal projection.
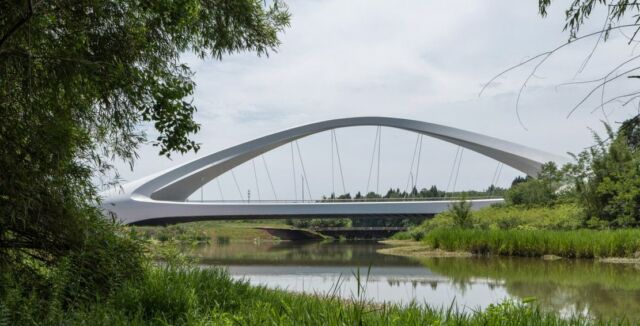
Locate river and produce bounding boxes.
[184,240,640,320]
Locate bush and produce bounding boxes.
[566,121,640,227]
[1,221,144,324]
[286,218,352,229]
[505,163,565,207]
[415,204,582,234]
[449,199,473,228]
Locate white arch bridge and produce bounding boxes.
[101,117,568,225]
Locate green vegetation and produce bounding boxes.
[133,220,294,243]
[566,120,640,227]
[286,217,353,229]
[0,262,610,325]
[424,228,640,258]
[417,204,583,233]
[302,185,505,229]
[396,120,640,258]
[1,1,290,324]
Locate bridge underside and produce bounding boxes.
[131,213,438,226]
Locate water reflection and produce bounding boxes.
[186,241,640,320]
[421,258,640,320]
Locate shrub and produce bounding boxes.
[449,199,473,228]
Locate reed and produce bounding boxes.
[424,228,640,258]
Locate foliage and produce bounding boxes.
[424,228,640,258]
[449,199,473,228]
[472,204,583,230]
[0,224,144,323]
[538,0,640,42]
[286,218,352,229]
[0,264,604,325]
[565,123,640,227]
[410,204,583,242]
[505,162,567,207]
[0,0,289,317]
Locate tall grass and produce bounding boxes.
[424,228,640,258]
[2,265,611,325]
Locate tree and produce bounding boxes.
[0,0,289,290]
[566,124,640,227]
[505,162,564,207]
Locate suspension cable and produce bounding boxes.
[251,159,261,201]
[231,170,245,201]
[291,142,297,201]
[331,130,335,197]
[451,149,465,195]
[490,162,501,187]
[404,134,421,194]
[414,134,423,192]
[445,147,461,197]
[216,179,225,201]
[295,140,312,200]
[261,155,278,200]
[366,126,380,195]
[333,129,347,195]
[495,163,503,189]
[376,126,382,194]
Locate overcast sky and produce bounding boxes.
[111,0,640,201]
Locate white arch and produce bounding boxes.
[102,117,568,224]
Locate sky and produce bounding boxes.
[111,0,640,201]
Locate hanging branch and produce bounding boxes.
[480,23,640,126]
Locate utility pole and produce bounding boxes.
[247,189,251,203]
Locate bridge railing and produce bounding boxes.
[185,196,503,204]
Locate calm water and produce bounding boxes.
[185,241,640,320]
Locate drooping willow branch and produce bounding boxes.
[480,23,640,128]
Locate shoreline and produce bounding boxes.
[377,240,640,264]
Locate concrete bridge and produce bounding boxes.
[101,117,567,225]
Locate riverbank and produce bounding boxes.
[378,232,640,264]
[8,263,614,325]
[131,219,326,243]
[378,240,473,258]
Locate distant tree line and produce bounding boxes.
[320,184,507,202]
[286,184,507,229]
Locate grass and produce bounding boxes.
[392,204,640,259]
[3,264,618,325]
[416,204,584,233]
[423,228,640,258]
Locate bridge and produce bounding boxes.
[101,117,568,225]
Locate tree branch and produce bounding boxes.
[0,0,33,50]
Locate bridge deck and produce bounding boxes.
[124,198,504,225]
